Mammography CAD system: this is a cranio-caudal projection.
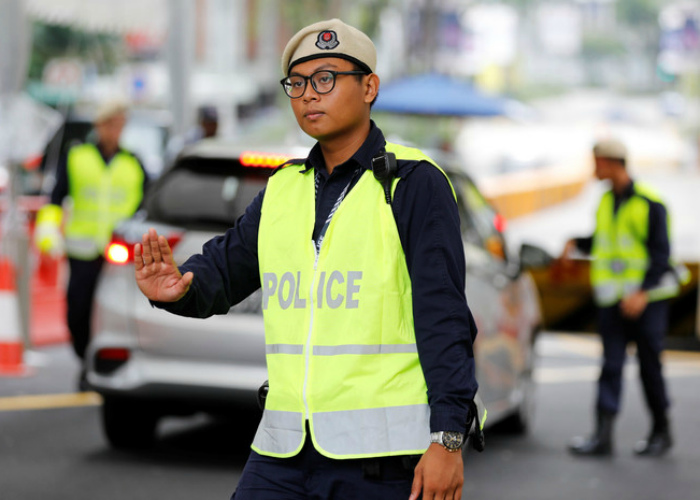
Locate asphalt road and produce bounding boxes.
[2,332,700,500]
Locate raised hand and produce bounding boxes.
[134,228,193,302]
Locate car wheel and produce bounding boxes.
[495,376,534,435]
[101,396,160,450]
[493,346,536,436]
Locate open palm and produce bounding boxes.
[134,228,193,302]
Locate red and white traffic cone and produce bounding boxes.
[0,256,29,376]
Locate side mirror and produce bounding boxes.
[519,243,554,271]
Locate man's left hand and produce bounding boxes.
[620,290,648,319]
[409,443,463,500]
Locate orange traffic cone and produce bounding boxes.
[0,256,29,376]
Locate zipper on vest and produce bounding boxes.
[302,242,320,421]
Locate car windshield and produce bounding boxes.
[144,156,272,230]
[120,122,168,178]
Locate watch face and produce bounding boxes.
[442,431,464,450]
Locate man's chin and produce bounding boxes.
[302,126,332,142]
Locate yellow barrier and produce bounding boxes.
[478,161,591,219]
[529,259,699,338]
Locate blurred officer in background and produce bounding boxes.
[35,99,149,390]
[560,138,688,457]
[134,18,482,500]
[165,105,220,163]
[195,105,219,141]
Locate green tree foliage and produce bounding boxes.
[581,34,626,60]
[278,0,389,39]
[616,0,661,27]
[28,22,124,81]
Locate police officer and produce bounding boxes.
[135,19,480,499]
[561,138,687,457]
[165,105,220,162]
[35,99,149,389]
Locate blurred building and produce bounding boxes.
[24,0,284,138]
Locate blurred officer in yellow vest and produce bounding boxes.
[560,138,689,458]
[35,99,148,389]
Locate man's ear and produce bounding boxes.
[364,74,380,104]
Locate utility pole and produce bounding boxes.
[167,0,195,139]
[0,0,32,350]
[1,0,61,352]
[423,0,438,73]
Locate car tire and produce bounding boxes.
[496,400,530,435]
[493,360,536,435]
[101,396,160,450]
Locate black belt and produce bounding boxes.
[361,454,420,480]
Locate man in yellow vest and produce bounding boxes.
[35,99,148,389]
[560,138,686,457]
[134,19,481,500]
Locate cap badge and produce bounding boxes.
[316,30,339,50]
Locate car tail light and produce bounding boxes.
[23,154,43,171]
[105,233,183,266]
[240,151,292,169]
[106,239,132,265]
[94,347,131,374]
[493,213,507,233]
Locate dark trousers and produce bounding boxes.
[596,300,670,419]
[231,434,418,500]
[66,256,104,360]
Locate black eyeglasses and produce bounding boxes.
[280,70,367,99]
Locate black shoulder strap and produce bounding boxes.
[371,149,397,204]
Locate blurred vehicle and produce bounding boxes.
[86,138,545,449]
[0,161,8,193]
[31,107,171,196]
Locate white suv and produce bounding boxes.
[87,139,545,450]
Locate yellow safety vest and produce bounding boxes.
[591,183,683,306]
[254,143,453,459]
[62,144,144,260]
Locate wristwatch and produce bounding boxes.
[430,431,465,452]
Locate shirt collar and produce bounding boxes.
[95,142,124,162]
[615,180,635,201]
[301,121,386,175]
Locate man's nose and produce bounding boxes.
[301,81,319,101]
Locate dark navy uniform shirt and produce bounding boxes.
[574,180,672,291]
[157,122,478,433]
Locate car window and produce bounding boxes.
[452,175,508,262]
[120,122,168,178]
[39,120,93,175]
[145,157,271,230]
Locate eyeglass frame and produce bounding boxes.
[279,70,369,99]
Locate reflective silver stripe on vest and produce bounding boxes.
[252,409,305,455]
[595,271,681,306]
[266,344,305,355]
[313,404,430,455]
[65,237,100,260]
[646,271,681,301]
[313,344,418,356]
[593,282,621,306]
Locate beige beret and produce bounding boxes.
[95,98,129,124]
[593,138,627,161]
[281,18,376,76]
